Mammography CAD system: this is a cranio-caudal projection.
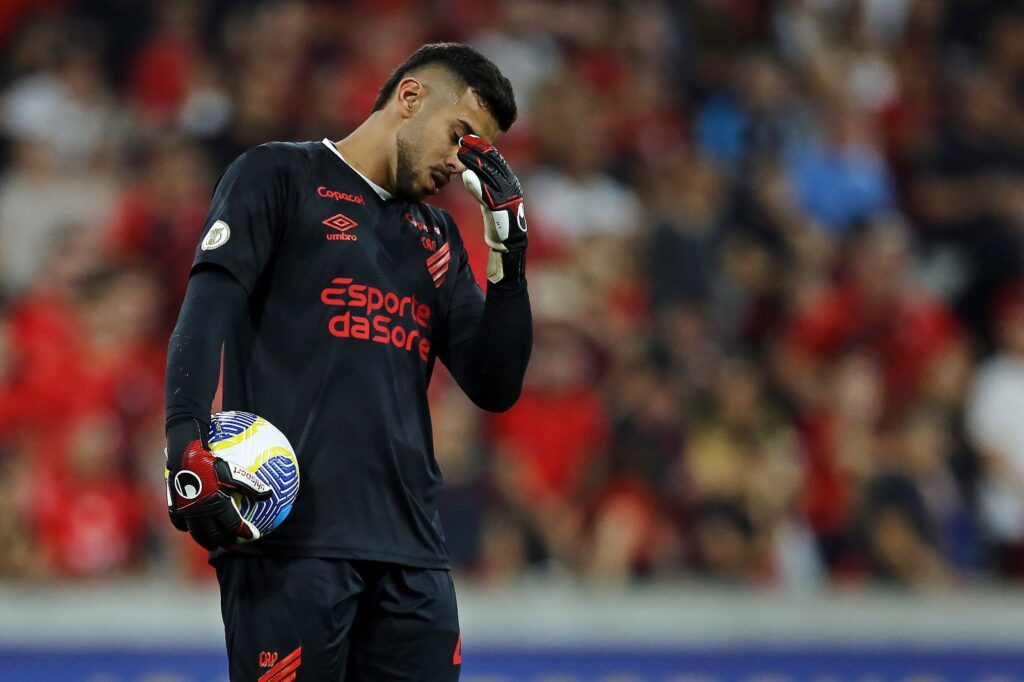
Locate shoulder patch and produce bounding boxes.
[202,220,231,251]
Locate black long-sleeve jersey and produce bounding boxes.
[165,139,531,567]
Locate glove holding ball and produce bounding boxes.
[458,134,527,286]
[165,419,271,550]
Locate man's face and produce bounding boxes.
[394,87,500,203]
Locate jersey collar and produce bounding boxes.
[322,138,393,201]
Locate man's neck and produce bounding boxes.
[335,114,395,194]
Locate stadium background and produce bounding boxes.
[2,0,1024,679]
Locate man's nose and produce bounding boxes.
[446,151,467,174]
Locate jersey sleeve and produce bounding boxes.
[437,214,532,412]
[441,222,486,350]
[192,143,302,292]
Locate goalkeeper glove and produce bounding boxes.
[458,134,528,286]
[165,419,271,550]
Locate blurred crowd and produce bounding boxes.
[2,0,1024,590]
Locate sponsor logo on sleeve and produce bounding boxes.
[201,220,231,251]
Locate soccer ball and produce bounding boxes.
[208,411,300,541]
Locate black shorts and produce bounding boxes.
[214,555,462,681]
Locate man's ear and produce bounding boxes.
[396,77,425,120]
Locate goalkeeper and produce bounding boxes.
[163,43,531,681]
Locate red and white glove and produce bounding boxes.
[458,134,528,285]
[165,420,271,550]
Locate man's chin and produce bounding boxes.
[394,183,431,203]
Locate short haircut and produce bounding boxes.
[373,42,517,132]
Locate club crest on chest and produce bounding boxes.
[403,212,450,287]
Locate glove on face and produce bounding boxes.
[458,134,527,285]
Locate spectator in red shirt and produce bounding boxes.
[32,411,143,577]
[490,320,609,567]
[104,137,212,333]
[788,216,958,414]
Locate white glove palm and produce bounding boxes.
[458,135,528,285]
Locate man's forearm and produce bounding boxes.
[448,282,532,412]
[165,266,248,456]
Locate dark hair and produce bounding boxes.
[372,42,517,132]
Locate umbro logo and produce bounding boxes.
[324,213,358,241]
